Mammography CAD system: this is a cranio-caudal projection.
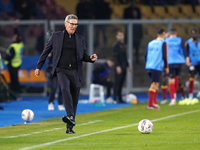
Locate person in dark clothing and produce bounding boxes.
[76,0,94,44]
[93,0,112,47]
[91,58,114,103]
[4,28,23,95]
[35,14,98,134]
[123,0,143,64]
[113,30,131,103]
[76,0,94,20]
[46,52,65,111]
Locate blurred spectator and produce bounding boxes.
[76,0,94,19]
[0,0,16,19]
[93,0,112,47]
[11,0,45,20]
[123,0,143,64]
[34,0,67,20]
[3,26,24,97]
[91,57,114,103]
[112,29,131,103]
[11,0,45,44]
[76,0,94,44]
[0,0,14,12]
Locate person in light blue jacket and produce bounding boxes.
[165,28,190,106]
[181,29,200,105]
[145,28,169,110]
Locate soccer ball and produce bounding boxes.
[21,109,34,121]
[126,94,138,103]
[138,119,153,134]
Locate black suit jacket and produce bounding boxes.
[36,30,94,82]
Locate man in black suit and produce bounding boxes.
[35,14,98,134]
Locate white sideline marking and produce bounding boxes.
[2,120,102,139]
[17,109,200,150]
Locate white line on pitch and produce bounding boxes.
[16,109,200,150]
[2,120,102,139]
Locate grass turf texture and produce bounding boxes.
[0,102,200,150]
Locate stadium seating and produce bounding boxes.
[166,5,185,19]
[1,69,48,94]
[195,6,200,15]
[29,70,48,95]
[180,5,199,19]
[18,70,30,83]
[153,6,171,19]
[171,24,187,37]
[142,24,158,38]
[0,70,10,83]
[140,5,154,19]
[30,70,47,83]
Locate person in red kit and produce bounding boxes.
[160,31,186,104]
[145,28,168,110]
[179,29,200,105]
[165,28,190,106]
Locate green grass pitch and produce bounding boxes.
[0,102,200,150]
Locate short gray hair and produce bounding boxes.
[64,14,78,23]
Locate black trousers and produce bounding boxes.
[48,76,63,105]
[113,69,127,102]
[92,78,113,98]
[56,68,81,129]
[7,65,20,93]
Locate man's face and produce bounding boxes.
[191,32,198,39]
[107,60,114,67]
[164,32,170,39]
[65,19,78,35]
[116,32,124,42]
[12,34,17,42]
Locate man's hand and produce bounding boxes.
[165,68,169,74]
[35,69,40,77]
[185,57,190,66]
[116,66,122,74]
[127,67,132,74]
[90,54,98,61]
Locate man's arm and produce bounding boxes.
[81,37,97,62]
[4,47,15,61]
[181,39,188,58]
[35,33,53,77]
[181,39,190,65]
[185,41,189,57]
[162,42,168,71]
[36,34,53,70]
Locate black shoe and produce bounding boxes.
[66,128,75,134]
[62,116,76,126]
[0,106,3,110]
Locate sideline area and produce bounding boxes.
[0,95,133,128]
[0,93,186,128]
